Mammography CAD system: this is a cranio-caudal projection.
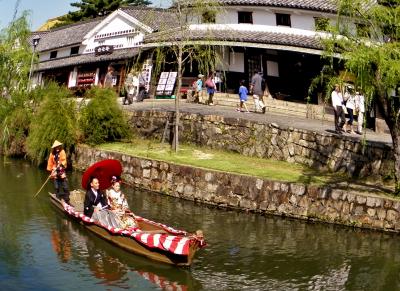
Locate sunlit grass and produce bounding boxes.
[96,139,348,186]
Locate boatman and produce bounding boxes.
[47,140,70,205]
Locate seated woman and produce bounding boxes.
[107,176,137,229]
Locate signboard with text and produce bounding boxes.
[156,72,177,96]
[95,45,114,56]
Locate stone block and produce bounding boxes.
[239,199,252,209]
[207,183,218,193]
[331,190,342,200]
[319,188,330,199]
[346,193,356,203]
[290,183,306,196]
[256,179,263,190]
[167,173,173,182]
[205,172,214,182]
[354,206,364,216]
[342,203,350,215]
[176,183,184,194]
[280,183,289,193]
[184,184,194,196]
[143,169,151,178]
[366,197,377,208]
[356,195,367,205]
[386,210,398,222]
[289,195,298,205]
[367,208,376,217]
[140,160,152,168]
[259,201,268,211]
[377,209,387,220]
[151,168,159,180]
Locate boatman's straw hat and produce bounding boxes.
[51,140,63,149]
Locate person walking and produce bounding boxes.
[47,140,70,204]
[103,66,114,88]
[193,74,204,103]
[205,72,216,105]
[237,80,249,113]
[137,69,147,102]
[331,84,346,134]
[250,71,266,113]
[344,85,356,134]
[123,72,136,105]
[355,90,365,135]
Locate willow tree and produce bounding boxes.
[0,12,35,155]
[318,0,400,192]
[143,0,223,152]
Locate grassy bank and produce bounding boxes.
[97,139,350,186]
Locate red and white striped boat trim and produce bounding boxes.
[62,204,205,255]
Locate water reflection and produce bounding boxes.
[2,155,400,290]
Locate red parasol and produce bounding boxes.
[81,159,122,190]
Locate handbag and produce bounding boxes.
[342,104,348,114]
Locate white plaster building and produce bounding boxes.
[31,1,341,102]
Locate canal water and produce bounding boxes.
[1,156,400,290]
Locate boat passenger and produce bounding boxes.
[83,177,121,228]
[107,176,129,210]
[47,140,70,205]
[83,177,109,218]
[107,176,137,229]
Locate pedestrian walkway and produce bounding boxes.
[122,99,392,145]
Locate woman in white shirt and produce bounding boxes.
[344,86,356,134]
[355,91,365,134]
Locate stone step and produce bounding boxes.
[212,94,334,121]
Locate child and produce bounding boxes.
[237,80,250,113]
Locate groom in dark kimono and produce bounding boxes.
[83,177,109,217]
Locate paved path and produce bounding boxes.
[122,99,392,145]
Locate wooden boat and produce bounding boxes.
[49,190,205,266]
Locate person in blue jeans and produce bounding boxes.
[237,80,249,113]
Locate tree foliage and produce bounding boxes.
[64,0,152,22]
[26,83,79,166]
[0,11,32,97]
[147,0,223,151]
[318,0,400,192]
[79,87,131,145]
[0,12,35,156]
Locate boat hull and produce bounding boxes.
[49,193,199,266]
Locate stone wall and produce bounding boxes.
[74,146,400,233]
[127,110,393,179]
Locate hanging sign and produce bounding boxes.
[95,45,114,56]
[156,72,177,96]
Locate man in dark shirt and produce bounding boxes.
[84,177,109,217]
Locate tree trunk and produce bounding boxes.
[392,128,400,194]
[173,46,183,152]
[375,83,400,194]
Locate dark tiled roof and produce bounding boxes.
[34,18,103,52]
[37,48,140,71]
[120,6,180,31]
[175,0,337,13]
[144,28,323,50]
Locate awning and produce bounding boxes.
[36,48,141,71]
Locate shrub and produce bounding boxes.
[80,87,131,145]
[0,106,31,156]
[26,83,79,166]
